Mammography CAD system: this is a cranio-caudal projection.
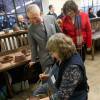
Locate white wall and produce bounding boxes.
[48,0,66,15]
[42,0,49,15]
[42,0,82,16]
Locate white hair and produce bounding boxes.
[18,15,24,19]
[26,4,40,16]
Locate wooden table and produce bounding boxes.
[0,52,31,72]
[0,49,31,97]
[0,30,27,36]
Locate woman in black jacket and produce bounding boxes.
[45,33,89,100]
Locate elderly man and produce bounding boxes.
[26,4,61,97]
[26,4,61,72]
[13,15,27,31]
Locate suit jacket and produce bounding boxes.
[47,12,57,19]
[28,15,61,71]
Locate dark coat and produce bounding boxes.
[51,53,88,100]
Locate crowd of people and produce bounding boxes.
[1,0,99,99]
[0,2,100,31]
[26,0,91,100]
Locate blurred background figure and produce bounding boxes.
[62,0,92,62]
[0,13,9,31]
[8,16,16,29]
[56,8,64,29]
[57,8,64,19]
[0,13,4,31]
[79,7,84,13]
[88,7,96,18]
[56,19,62,29]
[0,13,16,31]
[97,9,100,17]
[47,5,57,18]
[13,15,27,31]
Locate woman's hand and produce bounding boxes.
[40,97,49,100]
[39,73,49,80]
[26,96,39,100]
[29,61,36,68]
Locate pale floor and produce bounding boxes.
[86,52,100,100]
[9,51,100,100]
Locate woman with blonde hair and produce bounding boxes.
[45,33,89,100]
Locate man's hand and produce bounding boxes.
[39,73,49,80]
[29,61,36,68]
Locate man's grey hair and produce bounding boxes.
[46,33,77,61]
[17,15,24,21]
[63,0,78,15]
[26,4,40,16]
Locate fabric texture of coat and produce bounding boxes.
[28,15,61,71]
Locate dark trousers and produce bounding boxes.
[0,73,6,88]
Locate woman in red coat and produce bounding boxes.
[62,0,92,62]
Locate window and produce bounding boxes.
[0,0,42,30]
[80,0,100,13]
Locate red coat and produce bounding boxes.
[62,12,92,48]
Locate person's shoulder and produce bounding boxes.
[13,22,18,27]
[97,10,100,13]
[28,24,33,31]
[47,12,50,15]
[44,15,55,19]
[80,12,88,17]
[43,15,56,23]
[80,12,90,20]
[62,16,69,22]
[28,23,32,28]
[12,23,19,31]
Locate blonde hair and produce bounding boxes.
[46,33,77,61]
[18,15,24,21]
[26,4,40,16]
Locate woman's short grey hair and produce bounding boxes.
[63,0,78,15]
[46,33,77,61]
[26,4,40,16]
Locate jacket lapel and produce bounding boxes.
[43,17,52,39]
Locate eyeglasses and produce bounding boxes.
[66,9,75,15]
[66,10,75,15]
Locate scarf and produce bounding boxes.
[75,15,83,49]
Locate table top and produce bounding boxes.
[0,30,28,36]
[0,50,31,72]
